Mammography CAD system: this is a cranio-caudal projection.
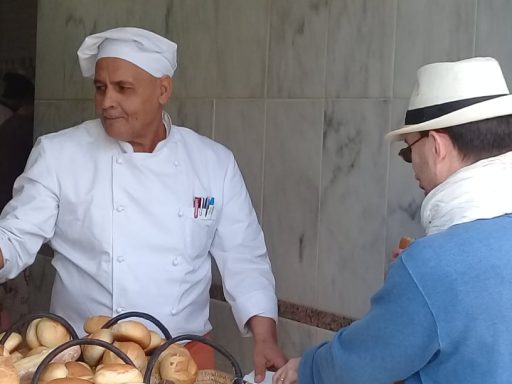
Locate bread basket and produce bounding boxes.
[144,334,245,384]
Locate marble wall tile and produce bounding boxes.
[316,99,389,319]
[267,0,329,98]
[166,0,217,98]
[262,100,323,307]
[394,0,476,98]
[385,99,425,263]
[214,100,265,218]
[475,0,512,85]
[34,100,96,138]
[215,0,269,98]
[325,0,396,98]
[164,99,214,138]
[210,299,335,374]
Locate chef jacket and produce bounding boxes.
[0,112,277,337]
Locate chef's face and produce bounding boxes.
[94,57,172,145]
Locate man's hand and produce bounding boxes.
[0,248,4,269]
[248,316,287,383]
[272,357,300,384]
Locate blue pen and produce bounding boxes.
[208,197,215,217]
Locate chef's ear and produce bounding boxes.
[158,76,172,104]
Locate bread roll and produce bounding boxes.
[25,319,42,349]
[64,361,93,380]
[83,315,111,335]
[9,351,23,363]
[158,344,197,384]
[26,346,49,357]
[0,355,19,384]
[111,321,151,349]
[36,319,71,348]
[103,341,146,372]
[398,236,414,249]
[94,364,143,384]
[39,362,68,383]
[0,332,22,353]
[82,329,113,367]
[143,331,163,354]
[46,378,92,384]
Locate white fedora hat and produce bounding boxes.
[386,57,512,141]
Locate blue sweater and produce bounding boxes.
[299,214,512,383]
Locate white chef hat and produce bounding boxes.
[77,27,177,78]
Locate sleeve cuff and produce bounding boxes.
[231,290,278,336]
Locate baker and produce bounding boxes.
[0,27,286,381]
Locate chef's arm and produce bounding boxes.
[0,248,4,269]
[248,315,287,382]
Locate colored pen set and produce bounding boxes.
[193,196,214,218]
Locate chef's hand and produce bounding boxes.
[272,357,300,384]
[248,316,288,383]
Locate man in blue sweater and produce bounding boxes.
[273,57,512,384]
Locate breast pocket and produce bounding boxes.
[183,207,216,260]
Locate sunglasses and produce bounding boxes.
[398,135,427,163]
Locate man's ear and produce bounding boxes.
[158,76,173,105]
[430,130,452,161]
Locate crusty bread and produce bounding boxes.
[398,236,414,249]
[0,355,19,384]
[83,315,112,335]
[0,332,23,353]
[111,321,151,349]
[25,319,42,349]
[94,363,143,384]
[158,344,197,384]
[64,361,93,380]
[143,331,163,354]
[36,319,71,348]
[103,341,146,372]
[82,329,114,367]
[46,378,93,384]
[39,362,68,383]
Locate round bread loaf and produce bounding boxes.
[40,362,68,383]
[26,318,42,349]
[0,356,20,384]
[83,315,111,335]
[65,361,93,380]
[111,321,151,349]
[36,318,71,348]
[94,363,143,384]
[46,378,93,384]
[103,341,146,372]
[82,329,114,367]
[144,331,163,354]
[159,345,197,384]
[0,332,22,353]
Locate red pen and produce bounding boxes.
[193,197,201,218]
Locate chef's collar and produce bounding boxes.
[117,111,174,153]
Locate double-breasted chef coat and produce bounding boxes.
[0,112,277,336]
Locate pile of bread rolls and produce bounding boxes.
[0,318,80,384]
[0,314,200,384]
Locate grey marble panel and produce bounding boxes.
[385,99,425,264]
[166,0,217,98]
[475,0,512,86]
[165,98,214,138]
[214,99,265,218]
[325,0,396,98]
[34,100,96,138]
[262,100,323,307]
[394,0,476,98]
[316,99,389,319]
[215,0,269,97]
[267,0,329,98]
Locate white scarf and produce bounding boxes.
[421,151,512,235]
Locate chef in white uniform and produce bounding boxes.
[0,27,286,381]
